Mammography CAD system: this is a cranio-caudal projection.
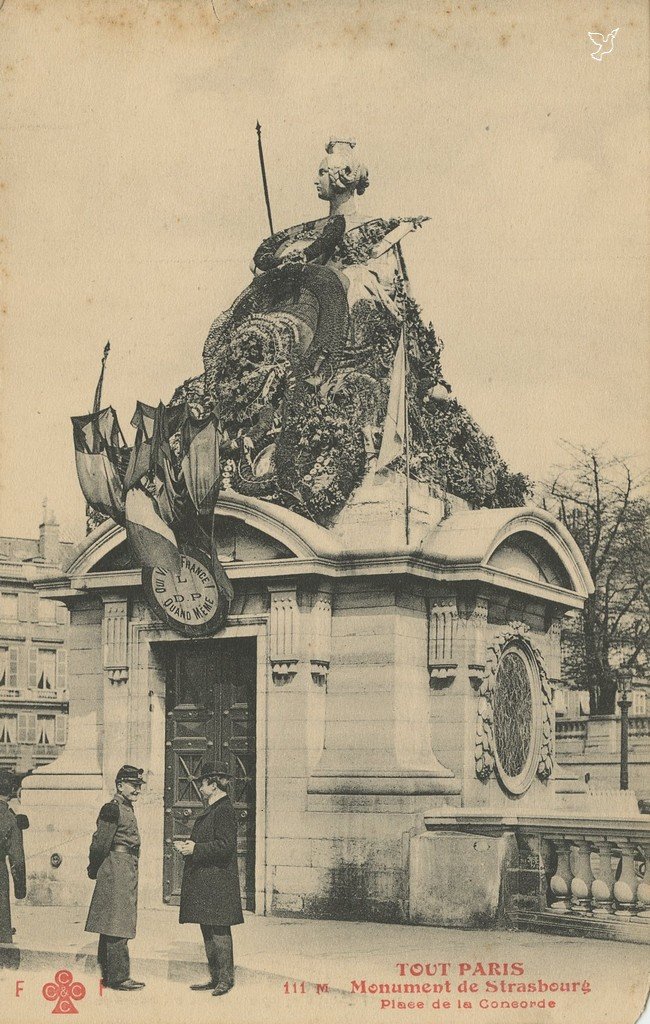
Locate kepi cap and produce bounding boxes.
[115,764,146,787]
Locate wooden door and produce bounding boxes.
[162,638,256,909]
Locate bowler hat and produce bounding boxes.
[115,764,146,787]
[191,760,233,781]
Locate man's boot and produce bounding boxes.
[191,929,220,991]
[211,931,234,996]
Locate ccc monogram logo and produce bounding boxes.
[42,970,86,1014]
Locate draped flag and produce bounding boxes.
[181,410,221,516]
[376,327,407,472]
[73,347,233,610]
[124,485,182,574]
[124,401,186,525]
[72,407,130,524]
[178,406,233,602]
[121,401,186,573]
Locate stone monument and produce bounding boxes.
[23,139,625,936]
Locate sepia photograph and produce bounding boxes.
[0,1,648,1022]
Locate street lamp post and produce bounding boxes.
[617,670,633,791]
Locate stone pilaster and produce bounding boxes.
[101,594,130,782]
[268,584,301,685]
[428,591,488,799]
[102,595,129,686]
[428,596,458,686]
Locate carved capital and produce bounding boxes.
[310,660,329,687]
[270,659,298,686]
[107,667,129,686]
[102,596,129,686]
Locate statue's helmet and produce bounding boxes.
[320,137,369,197]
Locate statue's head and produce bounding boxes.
[315,137,369,202]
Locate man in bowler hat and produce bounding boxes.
[0,770,27,943]
[85,765,146,991]
[176,760,244,996]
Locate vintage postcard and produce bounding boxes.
[0,2,648,1023]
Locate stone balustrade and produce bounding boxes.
[556,718,587,741]
[421,809,650,943]
[540,824,649,921]
[630,716,650,739]
[556,715,650,755]
[0,686,68,703]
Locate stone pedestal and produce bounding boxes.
[409,830,517,927]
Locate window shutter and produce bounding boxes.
[55,714,68,745]
[28,647,39,688]
[17,645,27,688]
[27,712,37,744]
[9,647,19,688]
[31,593,40,622]
[56,603,68,626]
[17,712,28,743]
[56,648,67,691]
[17,591,30,622]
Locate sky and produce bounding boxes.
[1,0,648,540]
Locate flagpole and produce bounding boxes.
[92,341,111,415]
[255,121,274,236]
[403,323,410,547]
[396,241,411,547]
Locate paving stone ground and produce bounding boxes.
[1,905,648,1024]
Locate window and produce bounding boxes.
[0,592,18,621]
[32,648,57,689]
[0,715,16,744]
[37,715,56,745]
[491,642,543,796]
[39,598,58,623]
[0,646,19,688]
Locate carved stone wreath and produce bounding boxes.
[474,622,553,789]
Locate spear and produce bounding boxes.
[256,121,274,236]
[93,341,111,415]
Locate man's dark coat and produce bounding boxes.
[179,795,244,927]
[85,794,140,939]
[0,801,26,943]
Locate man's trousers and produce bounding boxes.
[200,924,234,987]
[98,934,130,986]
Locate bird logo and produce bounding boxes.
[588,28,619,61]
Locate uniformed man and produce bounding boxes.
[0,770,27,944]
[176,760,244,996]
[84,765,146,991]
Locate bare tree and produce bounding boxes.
[548,445,649,715]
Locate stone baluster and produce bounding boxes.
[590,839,616,917]
[549,837,573,913]
[570,839,594,915]
[635,841,650,921]
[613,839,639,918]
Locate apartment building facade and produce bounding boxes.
[0,513,75,775]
